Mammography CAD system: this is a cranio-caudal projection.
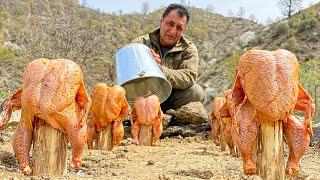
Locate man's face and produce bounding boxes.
[160,9,187,48]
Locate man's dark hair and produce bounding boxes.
[162,4,190,23]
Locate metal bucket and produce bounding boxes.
[114,43,172,107]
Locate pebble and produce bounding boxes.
[112,172,119,176]
[186,137,193,143]
[147,160,155,165]
[6,167,17,172]
[76,170,84,176]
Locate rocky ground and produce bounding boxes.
[0,122,319,180]
[0,103,320,179]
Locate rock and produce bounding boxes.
[159,173,172,180]
[162,114,172,129]
[311,122,320,146]
[161,123,210,138]
[166,102,208,125]
[239,31,255,47]
[0,109,21,127]
[147,160,155,165]
[3,41,21,52]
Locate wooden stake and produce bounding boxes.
[139,125,153,146]
[257,121,285,180]
[220,123,226,151]
[32,118,67,176]
[95,124,112,150]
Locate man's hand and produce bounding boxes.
[150,49,161,65]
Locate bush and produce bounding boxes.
[0,47,15,60]
[226,52,241,83]
[289,6,320,33]
[285,36,298,51]
[274,21,289,36]
[300,60,320,123]
[0,87,8,99]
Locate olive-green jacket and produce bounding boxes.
[131,28,199,90]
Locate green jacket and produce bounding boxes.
[132,28,199,90]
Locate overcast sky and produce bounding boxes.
[85,0,319,23]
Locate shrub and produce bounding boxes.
[300,60,320,122]
[285,36,298,51]
[226,52,241,83]
[274,21,289,36]
[0,87,8,99]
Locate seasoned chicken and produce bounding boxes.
[219,89,236,156]
[283,115,311,176]
[209,97,226,146]
[86,83,129,150]
[130,95,163,146]
[230,50,314,175]
[0,58,91,175]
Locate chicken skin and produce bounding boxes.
[209,97,226,146]
[130,95,163,146]
[86,83,129,150]
[230,50,314,175]
[0,58,91,175]
[219,89,236,156]
[283,115,311,176]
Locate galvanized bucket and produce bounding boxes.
[114,43,172,107]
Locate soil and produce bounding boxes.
[0,125,319,180]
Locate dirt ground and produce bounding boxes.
[0,125,319,180]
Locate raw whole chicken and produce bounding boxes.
[86,83,129,150]
[130,95,163,146]
[230,49,314,176]
[219,89,236,156]
[0,58,91,175]
[209,97,226,145]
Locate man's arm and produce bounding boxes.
[161,46,198,89]
[132,36,198,90]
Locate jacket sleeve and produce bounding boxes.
[161,46,198,89]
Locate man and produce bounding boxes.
[132,3,204,113]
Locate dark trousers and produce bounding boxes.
[160,83,205,113]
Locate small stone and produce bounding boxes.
[186,137,193,143]
[147,160,155,165]
[112,172,120,176]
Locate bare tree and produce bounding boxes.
[227,10,234,17]
[249,14,256,23]
[117,9,123,15]
[206,4,215,13]
[141,1,150,15]
[237,7,245,18]
[278,0,303,18]
[81,0,87,6]
[179,0,187,6]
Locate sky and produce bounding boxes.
[84,0,319,24]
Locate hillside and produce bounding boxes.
[0,0,262,94]
[198,3,320,119]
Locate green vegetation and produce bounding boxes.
[226,52,241,83]
[300,60,320,122]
